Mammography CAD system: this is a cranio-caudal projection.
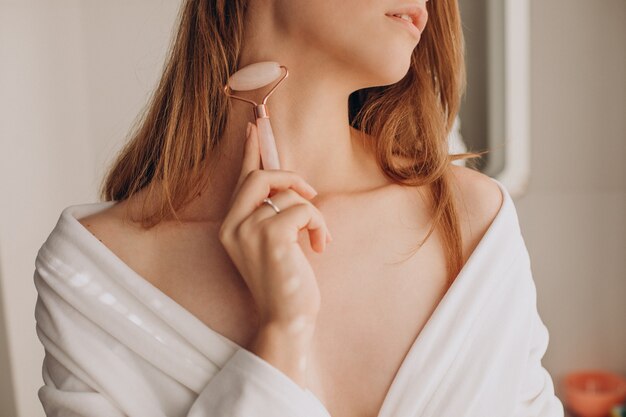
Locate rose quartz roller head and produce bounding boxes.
[224,61,288,170]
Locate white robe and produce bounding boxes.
[33,177,565,417]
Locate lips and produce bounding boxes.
[386,14,422,39]
[384,5,428,33]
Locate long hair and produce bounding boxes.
[101,0,485,286]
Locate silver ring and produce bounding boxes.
[262,197,280,214]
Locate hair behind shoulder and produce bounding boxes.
[100,0,487,287]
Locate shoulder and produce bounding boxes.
[77,202,128,243]
[77,187,158,242]
[448,165,504,251]
[77,200,156,265]
[449,165,504,221]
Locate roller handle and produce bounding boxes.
[255,117,281,170]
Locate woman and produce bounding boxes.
[33,0,564,416]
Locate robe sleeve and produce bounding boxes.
[512,287,565,416]
[185,348,331,417]
[35,279,330,417]
[38,350,126,417]
[37,339,329,417]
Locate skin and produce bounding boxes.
[79,1,505,416]
[171,0,430,223]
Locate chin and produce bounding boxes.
[363,55,413,88]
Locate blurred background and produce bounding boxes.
[1,1,625,416]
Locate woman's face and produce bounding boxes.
[268,0,429,89]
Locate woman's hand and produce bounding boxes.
[218,122,333,330]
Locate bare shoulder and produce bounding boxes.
[77,200,153,263]
[78,205,118,241]
[78,200,129,238]
[449,165,504,218]
[448,165,504,247]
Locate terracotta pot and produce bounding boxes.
[563,370,626,417]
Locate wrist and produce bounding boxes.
[248,317,317,387]
[255,316,316,349]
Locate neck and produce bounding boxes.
[189,61,390,222]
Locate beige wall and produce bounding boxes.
[521,0,626,399]
[0,2,182,416]
[0,4,93,416]
[0,1,624,416]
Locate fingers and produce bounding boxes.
[226,170,316,226]
[265,203,329,253]
[221,121,332,251]
[247,188,333,252]
[233,122,261,197]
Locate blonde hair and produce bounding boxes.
[101,0,485,286]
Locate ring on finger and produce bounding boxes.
[262,197,281,214]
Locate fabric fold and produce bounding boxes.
[187,348,331,417]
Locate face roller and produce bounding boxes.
[224,61,289,170]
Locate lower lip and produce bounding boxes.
[386,15,421,39]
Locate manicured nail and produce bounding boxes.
[246,122,252,137]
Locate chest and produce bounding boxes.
[298,223,451,417]
[136,199,455,417]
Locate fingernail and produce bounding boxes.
[246,122,252,138]
[307,183,318,196]
[327,229,334,242]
